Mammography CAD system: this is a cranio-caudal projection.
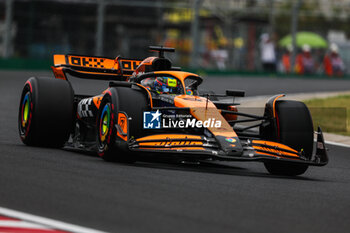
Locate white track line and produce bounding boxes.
[0,206,107,233]
[0,220,49,229]
[325,140,350,148]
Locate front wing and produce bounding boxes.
[128,127,328,166]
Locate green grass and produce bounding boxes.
[304,95,350,136]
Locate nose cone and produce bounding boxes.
[216,136,243,156]
[174,95,242,156]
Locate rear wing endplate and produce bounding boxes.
[52,54,142,81]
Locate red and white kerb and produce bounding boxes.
[0,215,69,233]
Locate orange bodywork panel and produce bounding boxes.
[272,94,285,118]
[174,95,238,138]
[53,54,142,77]
[51,66,67,80]
[132,57,157,75]
[53,55,66,66]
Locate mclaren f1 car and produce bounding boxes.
[18,46,328,176]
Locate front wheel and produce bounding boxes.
[263,100,314,176]
[97,86,149,162]
[97,94,124,162]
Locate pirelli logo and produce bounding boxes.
[69,56,105,68]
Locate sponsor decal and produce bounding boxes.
[159,96,175,104]
[167,78,177,87]
[92,96,103,108]
[143,111,221,129]
[121,60,141,70]
[67,55,141,70]
[70,56,105,68]
[186,89,194,95]
[225,137,236,143]
[117,112,128,141]
[162,118,221,128]
[143,110,162,129]
[142,141,201,147]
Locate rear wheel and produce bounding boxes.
[18,77,74,147]
[263,100,314,176]
[97,86,149,162]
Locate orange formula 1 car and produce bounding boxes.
[18,46,328,176]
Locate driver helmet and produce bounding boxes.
[154,77,179,94]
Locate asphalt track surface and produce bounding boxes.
[1,70,350,233]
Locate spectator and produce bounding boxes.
[323,43,345,77]
[295,44,315,74]
[211,47,228,70]
[281,44,293,73]
[260,33,276,73]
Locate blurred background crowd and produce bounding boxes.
[1,0,350,76]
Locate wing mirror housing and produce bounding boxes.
[226,90,245,97]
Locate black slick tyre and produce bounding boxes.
[264,100,314,176]
[97,86,149,162]
[18,77,74,147]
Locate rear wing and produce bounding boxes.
[52,54,142,81]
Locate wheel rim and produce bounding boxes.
[99,104,111,142]
[20,92,31,134]
[22,95,30,125]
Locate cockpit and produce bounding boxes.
[138,72,203,96]
[140,75,184,95]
